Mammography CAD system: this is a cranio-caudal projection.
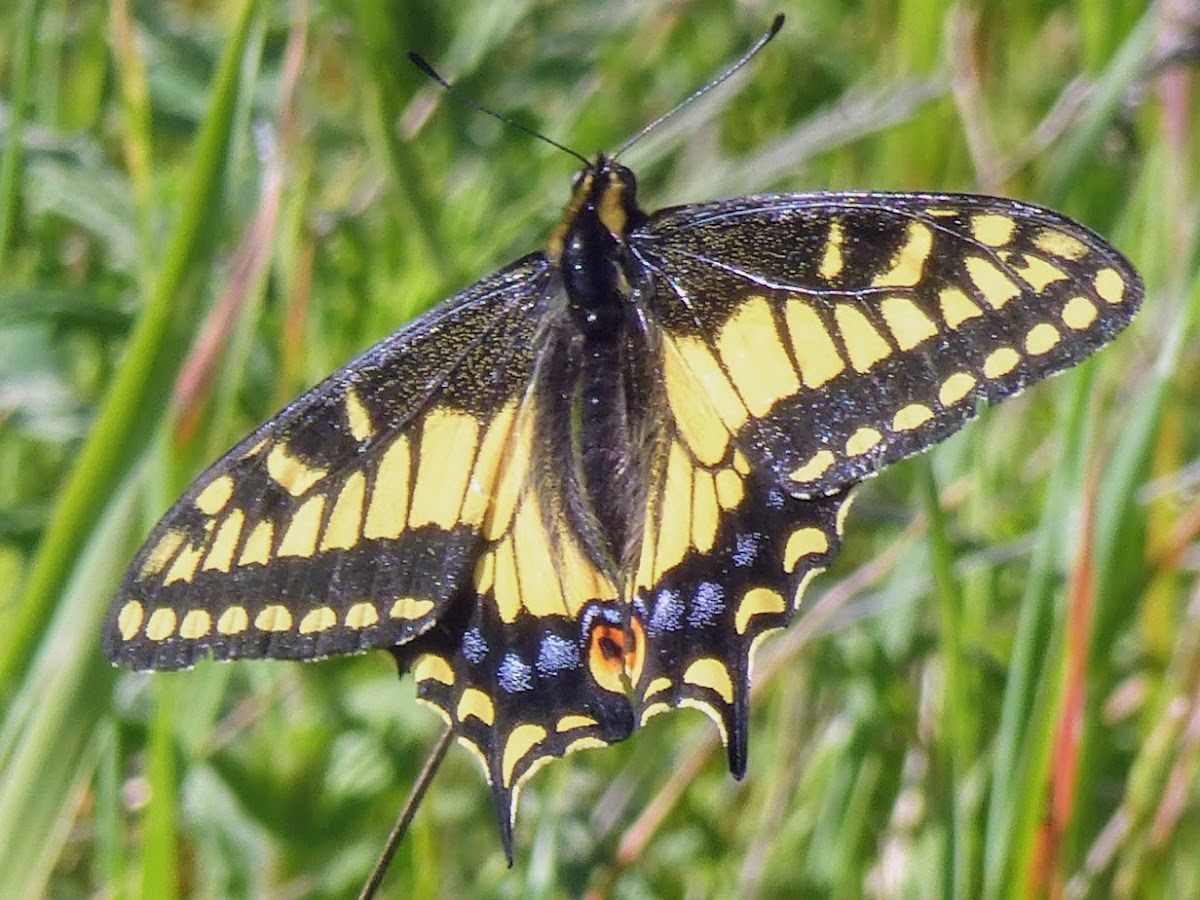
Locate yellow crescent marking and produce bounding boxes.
[344,602,380,628]
[1025,322,1061,355]
[790,449,835,483]
[683,658,735,704]
[819,219,845,279]
[266,444,327,497]
[938,287,984,329]
[389,597,434,621]
[735,587,787,634]
[413,654,454,685]
[145,607,177,641]
[794,568,824,609]
[320,472,365,551]
[299,607,337,634]
[1094,268,1126,304]
[364,435,411,540]
[194,475,234,516]
[845,426,882,457]
[344,388,374,441]
[216,606,249,635]
[880,296,937,350]
[1062,296,1098,330]
[785,300,845,388]
[639,702,671,725]
[163,541,204,586]
[872,222,933,287]
[984,347,1021,378]
[203,509,245,573]
[717,295,800,416]
[178,609,212,639]
[643,677,673,700]
[456,688,496,725]
[117,600,144,640]
[563,736,608,756]
[503,724,548,787]
[834,304,892,371]
[255,605,293,632]
[893,403,933,431]
[238,520,274,567]
[556,714,599,732]
[277,495,326,558]
[939,372,977,406]
[784,528,830,573]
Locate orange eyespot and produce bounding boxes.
[586,616,645,695]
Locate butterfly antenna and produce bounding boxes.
[358,725,454,900]
[612,13,785,160]
[408,52,591,167]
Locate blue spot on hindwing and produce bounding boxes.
[497,653,533,693]
[733,532,763,567]
[536,633,579,676]
[688,582,726,627]
[462,627,488,664]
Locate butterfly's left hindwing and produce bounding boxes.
[104,255,550,670]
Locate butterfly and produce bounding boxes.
[102,12,1142,874]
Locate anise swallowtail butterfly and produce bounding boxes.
[103,12,1142,879]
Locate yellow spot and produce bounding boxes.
[414,654,454,685]
[389,597,434,621]
[735,587,786,634]
[266,444,327,497]
[970,214,1016,247]
[939,287,983,329]
[345,602,380,628]
[784,528,829,573]
[670,336,749,431]
[835,305,892,372]
[140,530,185,578]
[503,723,547,787]
[255,604,293,632]
[277,495,326,558]
[556,714,598,732]
[691,470,719,554]
[984,347,1021,378]
[643,677,673,700]
[733,449,751,475]
[845,426,882,457]
[714,468,743,510]
[461,402,517,525]
[893,404,933,431]
[1062,296,1098,330]
[926,207,959,217]
[654,443,693,581]
[1034,229,1088,260]
[836,494,856,534]
[639,702,671,725]
[117,600,144,640]
[1008,254,1068,292]
[663,341,731,466]
[238,520,274,567]
[563,736,607,756]
[819,219,844,279]
[493,538,521,623]
[473,552,495,595]
[241,438,268,459]
[409,409,479,529]
[717,295,800,416]
[217,606,249,635]
[790,449,835,483]
[1025,322,1061,355]
[514,495,570,618]
[145,608,177,641]
[179,609,211,640]
[1095,268,1125,304]
[559,537,619,612]
[966,256,1022,309]
[320,471,365,551]
[683,658,735,704]
[880,296,937,350]
[872,222,933,287]
[785,301,845,388]
[457,688,496,725]
[299,607,337,634]
[939,372,977,406]
[364,435,411,540]
[344,388,374,441]
[794,568,824,610]
[203,509,245,573]
[194,475,234,515]
[163,541,204,586]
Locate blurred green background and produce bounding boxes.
[0,0,1195,897]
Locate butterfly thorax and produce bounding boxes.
[538,157,658,582]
